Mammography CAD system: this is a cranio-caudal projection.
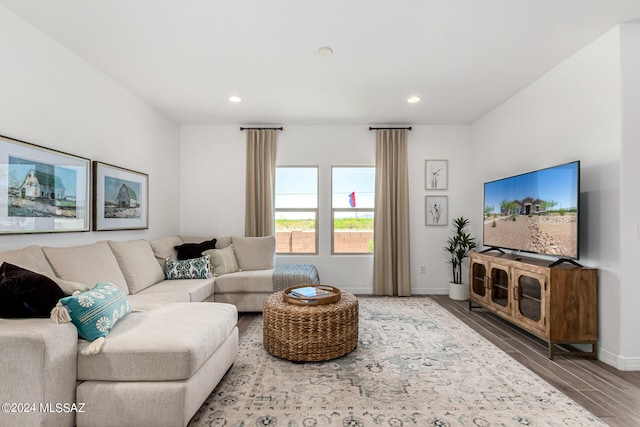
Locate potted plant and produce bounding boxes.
[444,216,477,300]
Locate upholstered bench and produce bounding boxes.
[273,264,320,292]
[75,302,238,427]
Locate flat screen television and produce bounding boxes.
[483,161,580,263]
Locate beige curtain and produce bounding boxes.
[245,129,277,237]
[373,129,411,296]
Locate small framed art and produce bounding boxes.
[93,161,149,231]
[0,134,90,234]
[426,195,448,226]
[425,159,448,190]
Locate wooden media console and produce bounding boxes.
[468,251,598,360]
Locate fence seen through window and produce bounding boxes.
[274,166,318,254]
[332,166,375,254]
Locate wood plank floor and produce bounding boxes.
[431,295,640,427]
[237,295,640,426]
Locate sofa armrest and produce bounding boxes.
[0,319,78,427]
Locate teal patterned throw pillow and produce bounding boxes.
[165,255,211,279]
[57,281,132,342]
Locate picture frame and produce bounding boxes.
[425,159,448,190]
[426,195,448,226]
[0,134,90,234]
[93,161,148,231]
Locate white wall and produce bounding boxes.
[180,125,472,294]
[619,23,640,367]
[0,6,180,252]
[471,27,630,367]
[179,126,246,237]
[408,126,474,293]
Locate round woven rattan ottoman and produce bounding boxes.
[262,291,359,362]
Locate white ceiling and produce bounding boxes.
[2,0,640,126]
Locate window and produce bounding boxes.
[275,166,318,254]
[331,166,375,254]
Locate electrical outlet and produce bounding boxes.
[420,266,426,274]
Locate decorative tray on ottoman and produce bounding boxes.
[283,284,341,305]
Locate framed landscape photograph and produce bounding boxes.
[0,134,90,234]
[93,161,148,231]
[425,159,448,190]
[426,195,448,226]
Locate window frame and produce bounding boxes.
[331,165,375,255]
[274,165,319,255]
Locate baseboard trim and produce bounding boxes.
[599,347,640,371]
[621,357,640,371]
[412,289,449,295]
[341,287,377,295]
[342,289,450,296]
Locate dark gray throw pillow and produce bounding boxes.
[174,238,217,260]
[0,262,65,318]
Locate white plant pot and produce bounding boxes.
[449,282,469,301]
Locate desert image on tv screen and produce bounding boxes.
[483,162,579,258]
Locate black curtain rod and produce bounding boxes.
[240,127,283,131]
[369,126,412,131]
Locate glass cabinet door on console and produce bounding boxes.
[489,265,510,315]
[469,258,511,315]
[469,259,490,304]
[513,269,547,333]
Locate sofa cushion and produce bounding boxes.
[232,236,276,271]
[203,245,240,276]
[165,255,211,280]
[42,241,129,294]
[174,238,217,260]
[108,240,164,294]
[45,275,91,296]
[128,291,191,311]
[180,235,232,248]
[76,302,238,381]
[213,235,232,249]
[149,236,183,269]
[180,235,212,244]
[214,269,275,294]
[0,263,65,318]
[136,279,214,303]
[0,245,56,277]
[57,282,132,342]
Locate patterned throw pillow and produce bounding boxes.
[202,245,240,277]
[165,255,212,280]
[56,281,132,342]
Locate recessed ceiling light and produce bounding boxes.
[317,46,334,57]
[407,96,421,103]
[228,96,242,103]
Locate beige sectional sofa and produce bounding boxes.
[0,235,276,427]
[150,235,276,312]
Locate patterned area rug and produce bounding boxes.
[189,297,604,426]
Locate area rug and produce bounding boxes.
[189,297,604,426]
